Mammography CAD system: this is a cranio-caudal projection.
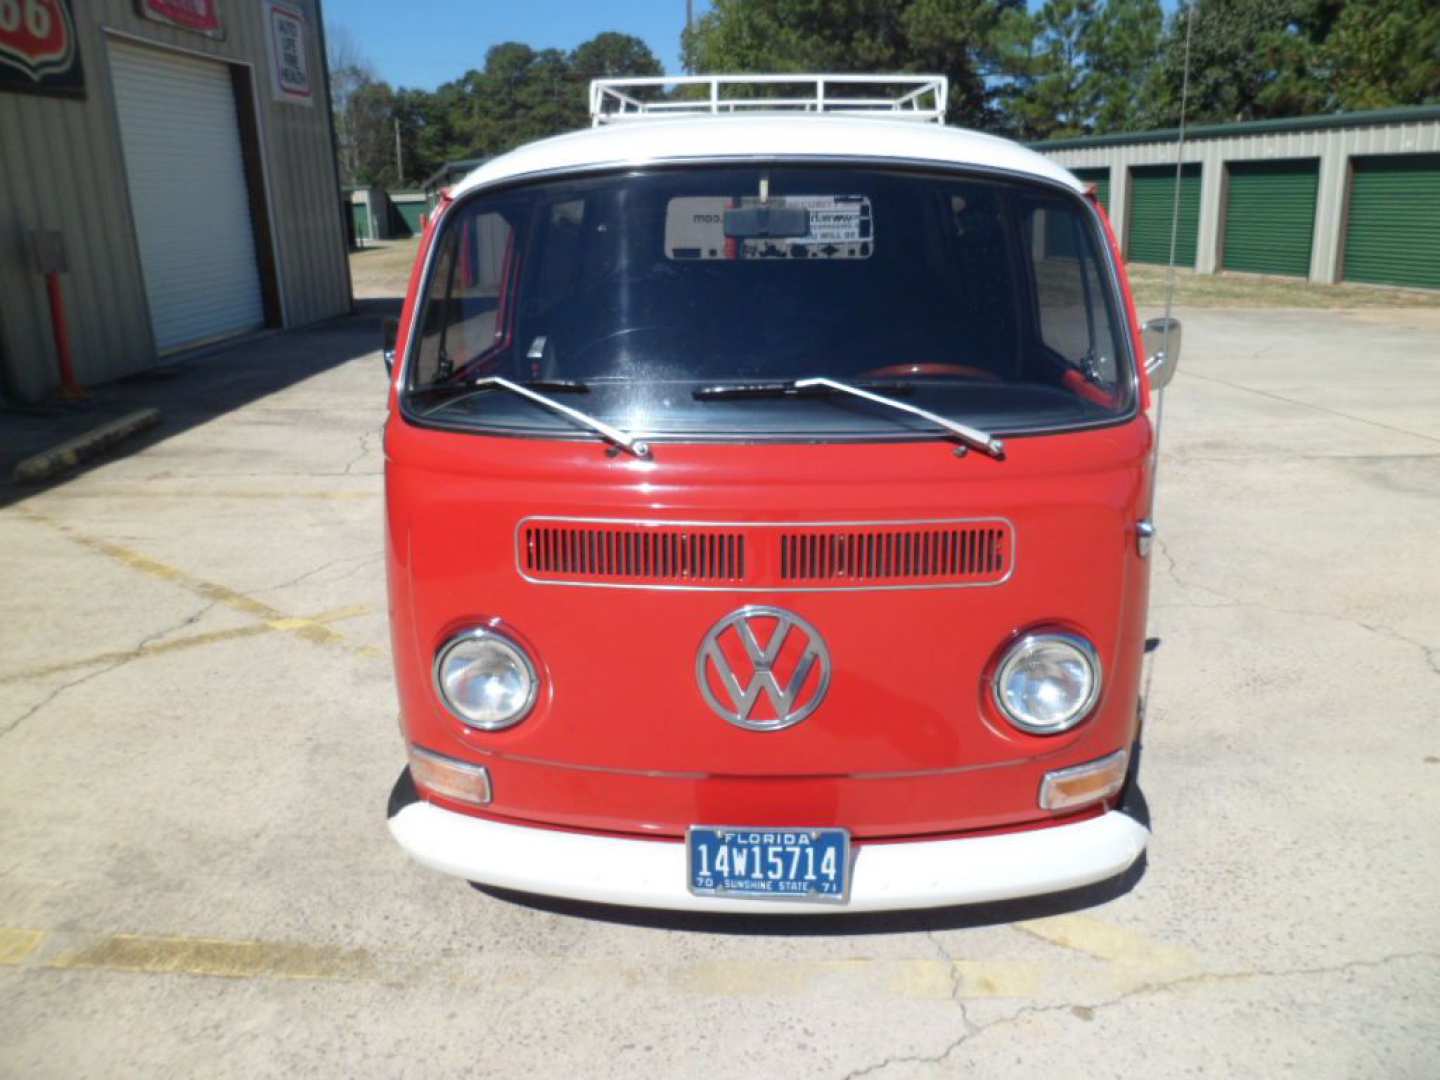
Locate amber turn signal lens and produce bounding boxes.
[408,744,492,806]
[1038,748,1129,811]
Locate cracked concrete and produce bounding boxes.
[838,952,1440,1079]
[1,304,1439,1078]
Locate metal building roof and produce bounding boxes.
[1032,104,1440,152]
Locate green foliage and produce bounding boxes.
[330,0,1440,187]
[682,0,1024,128]
[332,31,662,187]
[1294,0,1440,111]
[1141,0,1439,129]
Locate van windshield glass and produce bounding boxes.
[403,166,1134,439]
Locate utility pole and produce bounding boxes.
[685,0,694,73]
[394,117,403,187]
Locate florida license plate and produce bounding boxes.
[687,826,850,903]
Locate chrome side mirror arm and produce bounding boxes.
[382,315,400,377]
[1141,316,1182,391]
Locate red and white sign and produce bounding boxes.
[136,0,224,40]
[0,0,84,97]
[264,0,311,106]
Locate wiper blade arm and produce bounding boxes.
[693,379,914,400]
[472,376,650,458]
[792,377,1005,459]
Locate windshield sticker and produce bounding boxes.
[665,195,872,261]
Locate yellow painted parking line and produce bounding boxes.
[1014,914,1197,972]
[48,934,375,982]
[0,606,371,686]
[42,489,377,501]
[0,928,44,965]
[951,959,1043,997]
[17,507,378,657]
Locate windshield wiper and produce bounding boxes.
[795,377,1005,458]
[469,376,650,458]
[695,377,1003,459]
[692,379,914,400]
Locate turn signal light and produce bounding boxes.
[408,744,492,806]
[1038,749,1129,811]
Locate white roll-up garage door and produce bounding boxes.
[109,40,265,353]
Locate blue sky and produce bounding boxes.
[324,0,1179,93]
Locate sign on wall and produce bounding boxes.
[0,0,85,98]
[264,0,311,106]
[136,0,224,40]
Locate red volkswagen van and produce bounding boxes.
[383,76,1180,912]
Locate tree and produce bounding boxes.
[1276,0,1440,112]
[347,79,399,186]
[681,0,1026,129]
[572,31,665,81]
[327,24,379,185]
[1085,0,1163,131]
[423,33,664,164]
[1139,0,1310,127]
[998,0,1101,140]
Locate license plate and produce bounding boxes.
[687,826,850,903]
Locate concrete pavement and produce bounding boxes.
[1,303,1437,1078]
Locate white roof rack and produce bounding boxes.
[589,74,948,127]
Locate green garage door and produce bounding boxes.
[351,202,370,241]
[1128,163,1201,266]
[394,199,426,235]
[1072,167,1110,211]
[1343,154,1440,290]
[1222,159,1319,276]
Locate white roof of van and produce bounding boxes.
[448,115,1082,198]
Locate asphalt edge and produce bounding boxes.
[11,407,162,484]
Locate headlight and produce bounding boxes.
[992,632,1101,735]
[433,628,538,730]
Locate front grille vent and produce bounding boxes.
[522,524,747,584]
[778,523,1012,585]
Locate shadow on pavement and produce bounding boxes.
[0,299,399,510]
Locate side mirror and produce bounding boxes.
[1141,316,1182,391]
[382,316,399,376]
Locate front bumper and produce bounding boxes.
[388,797,1149,914]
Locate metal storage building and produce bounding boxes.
[0,0,350,403]
[1035,106,1440,290]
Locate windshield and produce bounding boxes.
[402,165,1134,440]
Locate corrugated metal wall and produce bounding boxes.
[0,0,349,402]
[1042,119,1440,284]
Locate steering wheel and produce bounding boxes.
[858,362,1001,381]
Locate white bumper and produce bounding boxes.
[389,801,1149,914]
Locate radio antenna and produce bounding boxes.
[1163,2,1195,342]
[1141,0,1194,731]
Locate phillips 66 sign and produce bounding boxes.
[0,0,84,98]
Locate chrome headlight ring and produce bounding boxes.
[432,627,539,731]
[991,631,1102,735]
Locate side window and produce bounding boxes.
[1027,204,1121,384]
[410,208,515,388]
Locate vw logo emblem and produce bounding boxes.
[696,606,831,731]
